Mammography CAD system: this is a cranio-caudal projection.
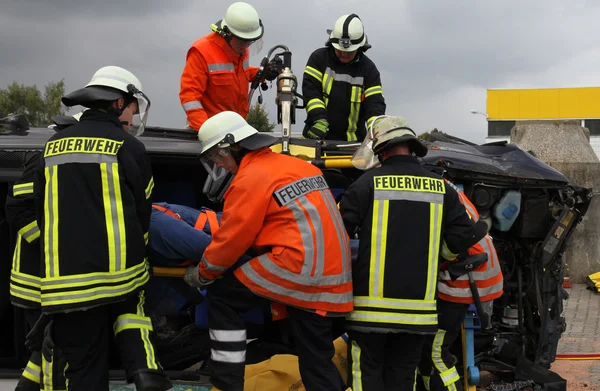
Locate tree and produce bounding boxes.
[246,103,276,132]
[0,80,66,127]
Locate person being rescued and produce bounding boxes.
[148,202,251,268]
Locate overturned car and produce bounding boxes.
[0,110,591,389]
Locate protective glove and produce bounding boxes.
[183,263,216,288]
[25,314,55,362]
[264,57,284,81]
[305,119,329,139]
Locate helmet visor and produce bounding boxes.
[127,84,151,137]
[200,147,231,181]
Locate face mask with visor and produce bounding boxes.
[126,84,151,137]
[200,146,232,181]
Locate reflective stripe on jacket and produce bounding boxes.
[6,153,43,309]
[302,47,386,142]
[199,147,354,314]
[179,32,259,131]
[33,110,155,313]
[339,155,483,334]
[438,180,504,303]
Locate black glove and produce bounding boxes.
[25,314,55,362]
[265,57,284,81]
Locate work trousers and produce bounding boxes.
[50,290,166,391]
[16,308,67,391]
[347,330,427,391]
[206,273,341,391]
[418,299,470,391]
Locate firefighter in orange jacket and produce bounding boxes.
[183,110,353,391]
[418,179,504,391]
[179,2,283,132]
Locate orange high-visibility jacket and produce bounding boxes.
[438,180,504,303]
[179,32,259,131]
[199,148,354,314]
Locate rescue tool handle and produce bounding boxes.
[152,266,187,278]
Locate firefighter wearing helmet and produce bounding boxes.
[183,110,354,391]
[29,65,172,391]
[302,14,386,142]
[179,2,284,132]
[339,116,488,390]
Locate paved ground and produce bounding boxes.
[1,283,599,390]
[552,283,600,390]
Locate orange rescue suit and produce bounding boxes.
[199,148,354,314]
[179,32,259,131]
[438,181,504,303]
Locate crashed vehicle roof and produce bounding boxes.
[0,126,205,156]
[421,140,570,187]
[0,125,572,188]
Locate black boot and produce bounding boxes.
[132,371,173,391]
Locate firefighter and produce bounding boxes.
[179,1,283,132]
[417,180,504,391]
[6,152,67,391]
[338,115,488,391]
[29,65,172,391]
[182,110,353,391]
[302,13,386,142]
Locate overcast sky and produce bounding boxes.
[2,0,600,143]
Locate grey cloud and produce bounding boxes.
[1,0,600,141]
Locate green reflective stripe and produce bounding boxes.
[144,231,149,245]
[351,340,363,391]
[432,330,460,387]
[44,165,59,278]
[304,66,323,82]
[346,86,362,142]
[441,241,458,261]
[425,202,442,301]
[207,63,234,72]
[368,199,388,297]
[12,233,21,271]
[23,360,41,383]
[11,270,41,287]
[19,220,40,243]
[10,283,41,303]
[41,261,147,289]
[100,162,126,273]
[13,182,34,196]
[354,296,437,311]
[42,354,53,391]
[322,73,334,107]
[41,269,149,307]
[113,314,154,335]
[366,116,377,130]
[136,291,159,370]
[306,98,326,113]
[347,310,437,325]
[364,85,383,98]
[145,176,154,199]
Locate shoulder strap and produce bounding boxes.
[194,209,220,234]
[152,204,182,220]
